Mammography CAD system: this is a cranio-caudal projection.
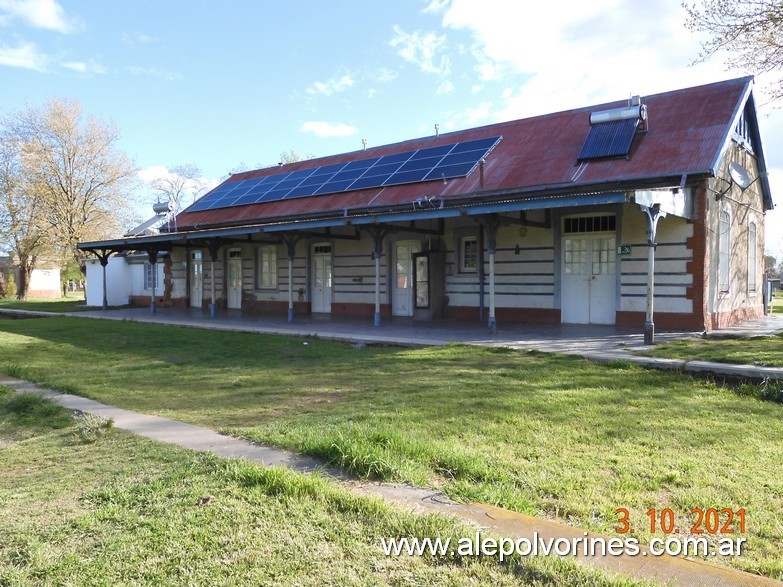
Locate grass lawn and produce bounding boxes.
[0,317,781,579]
[0,292,93,313]
[0,388,648,586]
[635,333,783,367]
[771,292,783,316]
[637,291,783,367]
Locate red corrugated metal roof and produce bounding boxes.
[176,77,753,229]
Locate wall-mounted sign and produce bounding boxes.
[617,245,632,255]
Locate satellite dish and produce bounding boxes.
[728,162,752,191]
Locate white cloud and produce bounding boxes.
[0,0,77,33]
[0,40,47,70]
[436,79,454,95]
[128,66,181,81]
[62,60,106,74]
[306,73,354,97]
[374,67,398,84]
[437,0,732,122]
[137,165,171,183]
[764,166,783,255]
[422,0,450,14]
[389,25,450,77]
[122,31,156,45]
[300,121,358,138]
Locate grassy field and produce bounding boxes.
[636,333,783,367]
[0,388,648,586]
[0,317,781,579]
[0,293,92,313]
[770,292,782,315]
[637,292,782,367]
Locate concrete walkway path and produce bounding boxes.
[3,374,780,587]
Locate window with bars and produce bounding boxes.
[563,215,616,234]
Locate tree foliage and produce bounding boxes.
[684,0,783,101]
[0,98,136,299]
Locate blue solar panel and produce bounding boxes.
[385,169,431,185]
[187,135,502,212]
[578,119,639,161]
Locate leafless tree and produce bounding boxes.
[0,135,51,299]
[224,151,316,180]
[684,0,783,101]
[11,98,138,267]
[151,163,207,211]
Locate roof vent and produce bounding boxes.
[579,100,648,161]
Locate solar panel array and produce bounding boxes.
[578,118,639,161]
[188,136,502,212]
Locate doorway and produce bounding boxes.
[190,250,203,308]
[227,249,242,309]
[393,240,420,317]
[561,216,617,325]
[311,243,332,313]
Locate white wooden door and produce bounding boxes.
[190,251,203,308]
[393,241,420,316]
[227,249,242,309]
[588,236,617,325]
[561,235,616,324]
[312,245,332,313]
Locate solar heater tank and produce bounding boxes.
[152,201,174,215]
[589,104,646,125]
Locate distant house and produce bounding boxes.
[79,77,774,332]
[0,256,61,299]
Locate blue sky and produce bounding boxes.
[1,0,781,252]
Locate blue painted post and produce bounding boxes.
[100,254,109,311]
[488,244,496,334]
[288,254,294,323]
[374,251,381,327]
[209,258,217,319]
[642,204,665,345]
[148,251,158,315]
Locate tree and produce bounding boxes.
[0,98,137,299]
[684,0,783,101]
[765,254,778,273]
[225,151,316,179]
[0,133,51,300]
[150,163,207,211]
[279,150,315,164]
[11,98,137,269]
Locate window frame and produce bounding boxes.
[748,221,757,292]
[256,244,278,290]
[144,263,159,290]
[459,235,478,273]
[718,209,731,293]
